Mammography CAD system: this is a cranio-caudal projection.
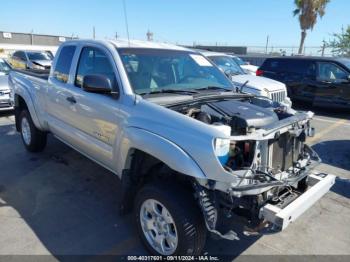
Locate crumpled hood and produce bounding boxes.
[31,60,52,67]
[0,75,9,91]
[231,74,286,92]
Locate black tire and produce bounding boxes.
[134,182,207,255]
[19,109,47,152]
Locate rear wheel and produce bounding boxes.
[19,109,47,152]
[134,182,207,255]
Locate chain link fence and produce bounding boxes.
[177,41,333,57]
[246,46,333,57]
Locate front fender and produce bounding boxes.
[118,127,206,179]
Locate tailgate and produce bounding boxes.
[259,172,336,230]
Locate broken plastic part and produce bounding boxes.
[209,229,239,241]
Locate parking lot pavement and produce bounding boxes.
[0,110,349,258]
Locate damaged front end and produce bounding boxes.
[169,95,335,240]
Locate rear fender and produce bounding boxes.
[14,89,43,130]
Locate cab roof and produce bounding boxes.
[108,39,191,51]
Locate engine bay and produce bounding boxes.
[169,96,311,174]
[170,97,294,135]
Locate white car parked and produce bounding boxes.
[0,58,13,111]
[201,51,292,107]
[231,56,259,75]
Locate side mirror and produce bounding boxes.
[82,74,113,94]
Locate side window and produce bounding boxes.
[14,51,26,61]
[75,47,116,88]
[12,52,19,59]
[53,46,76,83]
[263,59,288,73]
[288,60,316,77]
[317,62,349,82]
[304,61,316,78]
[19,52,27,61]
[269,60,281,71]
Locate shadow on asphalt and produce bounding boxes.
[0,111,14,118]
[0,123,261,258]
[312,140,350,199]
[0,123,135,256]
[331,177,350,199]
[312,140,350,172]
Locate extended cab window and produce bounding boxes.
[53,46,76,83]
[75,47,116,88]
[317,62,349,82]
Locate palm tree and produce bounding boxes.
[293,0,330,54]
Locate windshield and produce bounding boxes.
[118,48,233,95]
[0,59,11,74]
[27,52,52,61]
[209,56,245,75]
[232,56,245,66]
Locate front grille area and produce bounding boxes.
[270,90,286,103]
[0,90,11,96]
[0,102,12,108]
[270,133,302,172]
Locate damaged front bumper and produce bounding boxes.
[195,169,335,241]
[260,172,335,231]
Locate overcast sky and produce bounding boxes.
[1,0,349,47]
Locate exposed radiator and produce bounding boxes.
[270,133,302,172]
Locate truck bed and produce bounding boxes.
[13,69,50,81]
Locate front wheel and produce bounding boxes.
[19,109,47,152]
[134,183,207,255]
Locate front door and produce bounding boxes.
[314,61,350,108]
[48,45,121,171]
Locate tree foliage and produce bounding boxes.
[293,0,330,54]
[327,26,350,57]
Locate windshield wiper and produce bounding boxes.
[139,89,199,96]
[237,80,249,93]
[196,86,232,92]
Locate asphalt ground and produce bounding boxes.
[0,106,349,260]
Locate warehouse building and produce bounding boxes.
[0,31,76,57]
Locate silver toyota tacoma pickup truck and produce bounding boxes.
[9,39,335,256]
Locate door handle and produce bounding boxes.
[66,96,76,104]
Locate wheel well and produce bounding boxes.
[14,95,28,131]
[15,95,28,109]
[120,149,196,214]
